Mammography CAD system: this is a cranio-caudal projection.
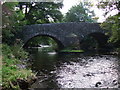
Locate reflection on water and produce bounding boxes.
[28,49,120,88]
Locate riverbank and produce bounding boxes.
[60,49,84,53]
[2,44,36,90]
[59,48,120,55]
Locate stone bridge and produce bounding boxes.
[19,22,108,49]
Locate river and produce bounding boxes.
[27,49,120,88]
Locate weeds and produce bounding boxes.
[2,44,35,89]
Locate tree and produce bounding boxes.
[2,2,63,44]
[63,2,96,22]
[101,14,120,47]
[97,0,120,16]
[2,2,26,44]
[97,0,120,53]
[97,1,120,46]
[18,2,63,24]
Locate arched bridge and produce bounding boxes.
[19,22,108,49]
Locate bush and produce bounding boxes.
[11,45,28,60]
[2,43,28,59]
[2,44,35,89]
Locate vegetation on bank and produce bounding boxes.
[2,44,36,89]
[60,49,84,53]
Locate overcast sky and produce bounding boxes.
[60,0,118,22]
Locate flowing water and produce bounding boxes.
[27,49,120,89]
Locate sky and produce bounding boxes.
[60,0,118,22]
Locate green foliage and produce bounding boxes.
[63,2,96,22]
[11,45,28,60]
[2,2,27,27]
[2,2,38,89]
[26,36,50,46]
[2,2,63,45]
[2,58,33,89]
[97,0,120,53]
[2,44,34,89]
[97,0,120,16]
[60,49,84,53]
[18,2,63,24]
[101,14,120,46]
[2,2,18,11]
[2,2,27,45]
[2,44,28,60]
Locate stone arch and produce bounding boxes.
[80,32,109,50]
[23,33,64,49]
[88,32,109,47]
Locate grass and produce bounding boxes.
[60,49,84,53]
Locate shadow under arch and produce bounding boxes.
[80,32,109,51]
[23,34,64,50]
[89,32,109,46]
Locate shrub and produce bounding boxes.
[11,45,28,60]
[2,44,35,89]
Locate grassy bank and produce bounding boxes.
[60,49,84,53]
[2,44,35,90]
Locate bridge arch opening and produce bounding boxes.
[80,32,109,52]
[23,34,64,51]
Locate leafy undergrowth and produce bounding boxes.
[2,44,36,90]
